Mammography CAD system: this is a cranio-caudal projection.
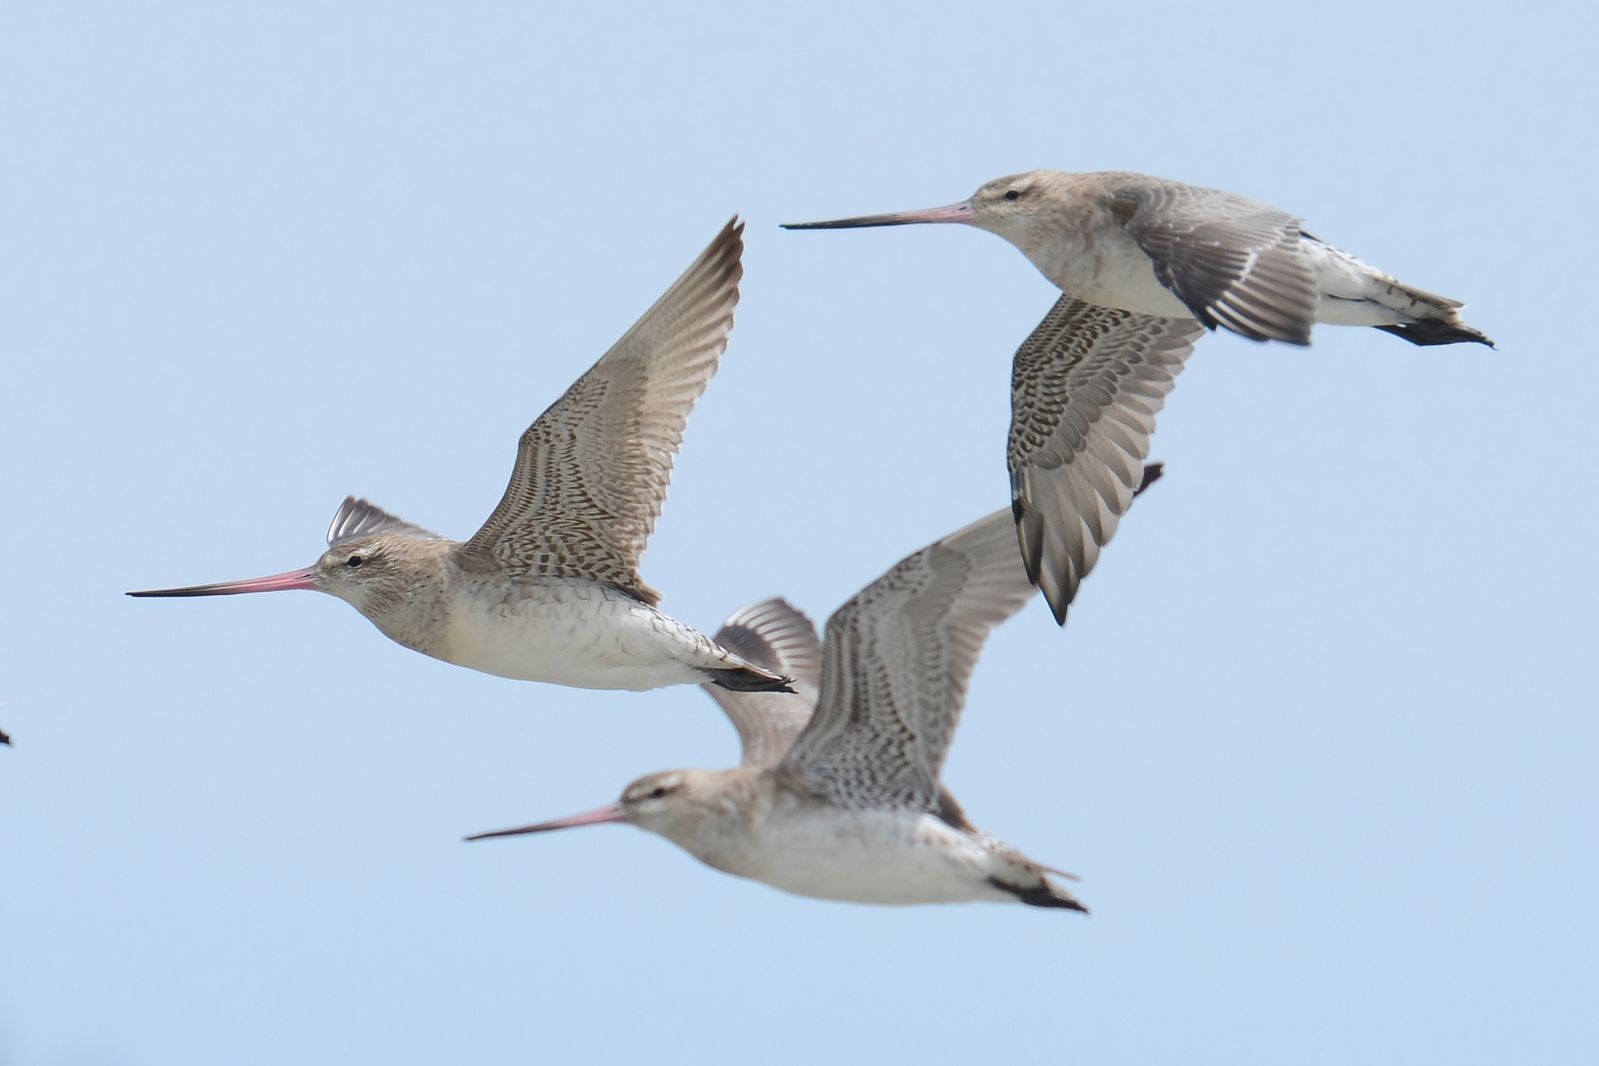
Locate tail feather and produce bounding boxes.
[1307,238,1492,346]
[1385,277,1464,312]
[1375,277,1494,347]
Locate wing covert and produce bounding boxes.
[701,598,823,767]
[1118,185,1318,345]
[780,511,1035,812]
[457,219,745,601]
[1008,296,1202,622]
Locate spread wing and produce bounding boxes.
[779,511,1036,812]
[1009,296,1203,623]
[326,497,444,547]
[1116,183,1318,345]
[456,219,745,602]
[701,599,824,767]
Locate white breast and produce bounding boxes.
[1023,224,1194,319]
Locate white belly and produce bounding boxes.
[719,809,1018,906]
[435,581,713,691]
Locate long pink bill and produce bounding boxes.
[781,200,974,230]
[126,565,320,598]
[464,803,625,842]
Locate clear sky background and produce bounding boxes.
[2,3,1593,1064]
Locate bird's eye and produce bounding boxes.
[346,555,364,569]
[1004,189,1022,202]
[649,786,668,799]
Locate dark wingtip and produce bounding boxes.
[708,668,797,694]
[991,877,1089,913]
[1374,321,1495,347]
[0,728,10,746]
[1046,591,1070,628]
[1134,462,1165,497]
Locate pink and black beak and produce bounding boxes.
[781,200,975,230]
[127,565,320,598]
[465,803,625,842]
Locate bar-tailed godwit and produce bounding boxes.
[130,219,792,694]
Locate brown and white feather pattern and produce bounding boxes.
[1115,182,1320,345]
[702,598,824,767]
[781,511,1035,812]
[1009,295,1202,623]
[457,218,745,602]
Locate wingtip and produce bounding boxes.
[1046,591,1070,628]
[1373,320,1494,347]
[707,214,746,294]
[720,214,746,243]
[713,599,820,687]
[991,876,1090,912]
[326,496,443,547]
[1134,462,1165,497]
[706,666,796,694]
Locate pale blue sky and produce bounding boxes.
[2,3,1593,1064]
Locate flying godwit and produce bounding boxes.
[468,471,1161,909]
[785,169,1492,347]
[130,219,791,694]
